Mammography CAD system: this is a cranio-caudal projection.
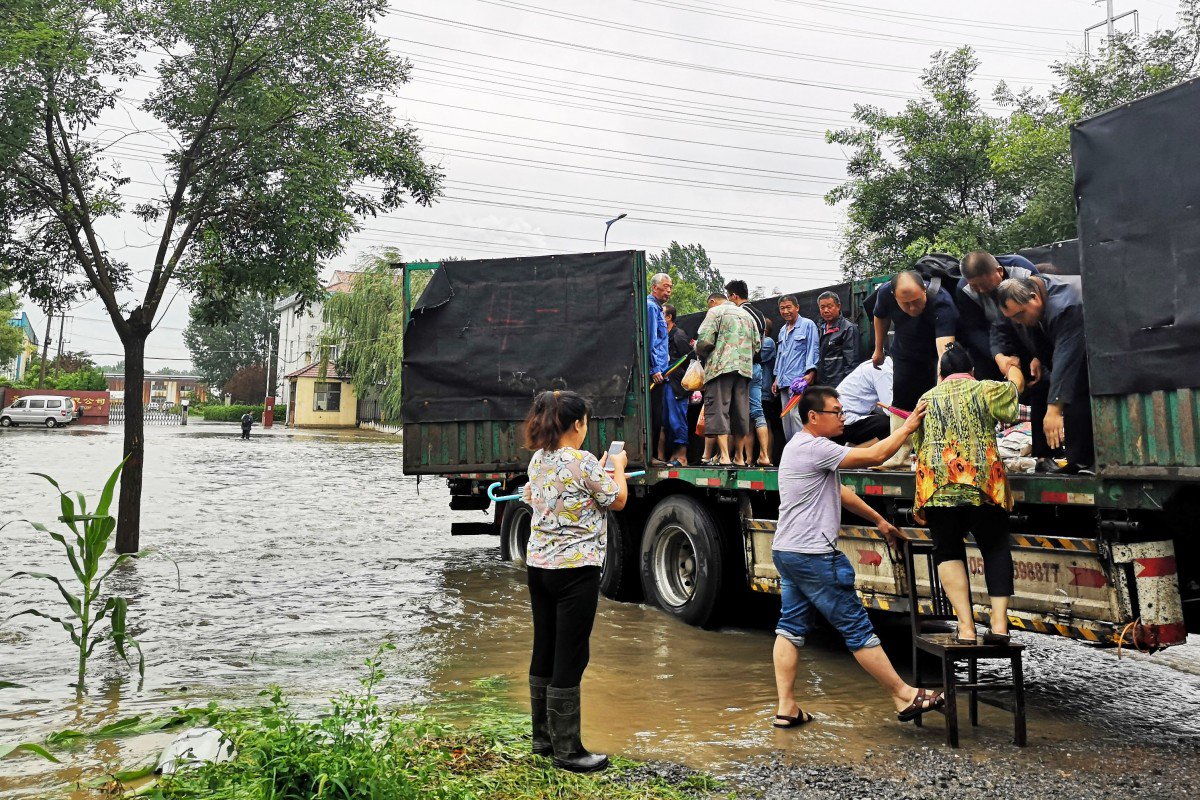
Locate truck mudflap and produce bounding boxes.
[743,519,1188,649]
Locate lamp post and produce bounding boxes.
[603,213,627,249]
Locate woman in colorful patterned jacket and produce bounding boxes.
[521,390,628,773]
[913,342,1025,645]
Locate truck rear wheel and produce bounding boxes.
[500,502,533,566]
[640,495,724,628]
[600,511,641,601]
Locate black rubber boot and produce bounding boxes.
[546,685,608,773]
[529,676,552,756]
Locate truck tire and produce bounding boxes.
[640,495,724,628]
[0,416,11,427]
[45,417,58,429]
[600,511,641,602]
[499,501,533,566]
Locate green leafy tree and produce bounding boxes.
[0,290,25,370]
[647,242,724,315]
[183,293,278,391]
[826,47,1019,278]
[827,5,1200,279]
[993,4,1200,248]
[0,0,442,552]
[53,364,107,390]
[319,249,408,421]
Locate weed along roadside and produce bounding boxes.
[49,656,730,800]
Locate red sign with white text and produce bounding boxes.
[1,389,111,423]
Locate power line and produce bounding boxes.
[95,138,840,203]
[413,75,831,140]
[420,125,846,182]
[444,187,837,236]
[72,136,844,237]
[413,55,854,129]
[440,180,841,227]
[430,148,831,199]
[631,0,1072,53]
[387,9,929,99]
[473,0,1064,78]
[392,39,858,117]
[771,0,1077,36]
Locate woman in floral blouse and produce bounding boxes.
[521,390,627,773]
[913,343,1025,644]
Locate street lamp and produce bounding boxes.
[603,213,627,249]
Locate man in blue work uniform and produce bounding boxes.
[956,251,1040,381]
[647,273,673,466]
[869,270,958,412]
[957,251,1049,458]
[772,294,820,442]
[995,275,1093,473]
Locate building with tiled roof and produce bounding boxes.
[274,271,360,424]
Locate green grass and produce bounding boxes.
[120,650,730,800]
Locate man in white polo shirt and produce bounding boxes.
[770,385,945,729]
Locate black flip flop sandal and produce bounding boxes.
[773,710,814,729]
[897,688,944,722]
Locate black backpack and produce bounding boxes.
[912,253,962,303]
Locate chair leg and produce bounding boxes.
[942,656,959,748]
[912,644,923,728]
[968,657,979,727]
[1012,653,1027,747]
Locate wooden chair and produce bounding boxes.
[903,538,1027,748]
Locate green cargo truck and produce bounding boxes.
[401,79,1200,650]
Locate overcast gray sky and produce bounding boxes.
[23,0,1176,371]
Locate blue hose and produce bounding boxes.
[487,470,646,503]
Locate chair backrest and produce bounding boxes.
[904,538,957,632]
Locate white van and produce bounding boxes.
[0,395,78,428]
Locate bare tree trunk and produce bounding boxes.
[116,330,147,554]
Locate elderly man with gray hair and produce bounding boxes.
[994,274,1093,473]
[647,272,674,464]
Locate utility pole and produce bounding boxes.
[56,314,67,360]
[38,311,52,388]
[1085,1,1139,55]
[263,331,273,400]
[263,330,276,428]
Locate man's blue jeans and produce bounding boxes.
[772,549,881,652]
[749,363,766,429]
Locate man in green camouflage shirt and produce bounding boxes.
[695,293,761,465]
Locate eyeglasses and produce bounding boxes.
[812,409,846,419]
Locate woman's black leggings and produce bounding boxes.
[924,504,1014,597]
[527,565,601,688]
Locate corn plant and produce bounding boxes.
[3,460,165,689]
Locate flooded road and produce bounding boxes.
[2,423,1199,797]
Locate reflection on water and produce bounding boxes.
[1,422,1198,796]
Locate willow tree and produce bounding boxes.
[0,0,442,551]
[319,250,424,424]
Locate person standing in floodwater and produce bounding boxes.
[770,386,944,729]
[520,390,628,773]
[240,412,253,440]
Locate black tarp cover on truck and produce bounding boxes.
[1017,239,1081,276]
[1071,77,1200,396]
[402,251,640,423]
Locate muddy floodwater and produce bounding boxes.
[2,424,1199,798]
